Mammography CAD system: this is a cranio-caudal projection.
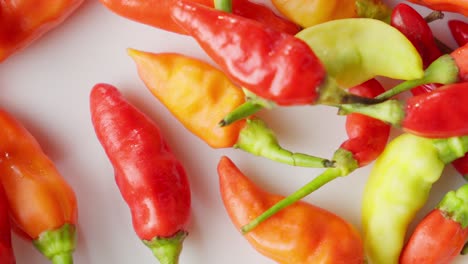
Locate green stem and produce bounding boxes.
[437,184,468,228]
[338,99,405,127]
[355,0,392,23]
[214,0,232,12]
[376,54,459,100]
[318,77,382,105]
[432,135,468,164]
[234,117,335,168]
[51,253,74,264]
[143,230,188,264]
[33,223,76,264]
[219,101,265,127]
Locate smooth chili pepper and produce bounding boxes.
[0,0,84,62]
[399,184,468,264]
[99,0,300,35]
[0,184,15,264]
[90,83,191,264]
[242,79,390,232]
[341,82,468,138]
[218,156,364,264]
[362,133,468,264]
[408,0,468,17]
[128,49,334,168]
[449,19,468,47]
[452,154,468,180]
[0,109,78,264]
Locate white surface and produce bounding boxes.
[1,0,467,263]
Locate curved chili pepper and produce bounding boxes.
[400,184,468,264]
[0,109,78,264]
[218,156,364,264]
[128,49,334,168]
[408,0,468,17]
[361,133,468,264]
[99,0,300,35]
[90,83,191,264]
[449,19,468,47]
[0,0,84,62]
[0,184,15,264]
[242,79,390,232]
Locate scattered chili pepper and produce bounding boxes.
[0,183,15,264]
[408,0,468,17]
[128,49,334,168]
[241,79,390,232]
[362,133,468,264]
[400,184,468,264]
[0,0,84,62]
[449,19,468,47]
[90,83,191,264]
[0,109,78,264]
[452,154,468,181]
[218,156,364,264]
[99,0,300,35]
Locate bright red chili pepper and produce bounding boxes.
[400,184,468,264]
[0,184,15,264]
[90,83,191,264]
[408,0,468,17]
[449,20,468,48]
[99,0,300,35]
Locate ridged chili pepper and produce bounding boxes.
[408,0,468,17]
[0,109,78,264]
[99,0,300,35]
[0,0,84,62]
[449,19,468,47]
[242,79,390,232]
[90,83,191,264]
[218,156,364,264]
[400,184,468,264]
[128,49,334,168]
[362,133,468,264]
[0,183,15,264]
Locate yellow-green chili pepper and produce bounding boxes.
[362,133,468,264]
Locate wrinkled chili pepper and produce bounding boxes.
[0,0,84,62]
[362,133,468,264]
[218,156,364,264]
[242,79,390,232]
[90,83,191,264]
[0,109,78,264]
[408,0,468,17]
[400,184,468,264]
[128,49,334,168]
[99,0,300,35]
[0,183,15,264]
[449,19,468,47]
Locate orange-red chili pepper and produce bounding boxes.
[0,0,84,62]
[218,156,364,264]
[0,183,15,264]
[408,0,468,17]
[0,109,78,264]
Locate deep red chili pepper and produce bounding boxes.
[170,0,326,106]
[452,154,468,181]
[90,83,191,264]
[0,184,15,264]
[449,20,468,48]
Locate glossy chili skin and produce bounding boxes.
[449,20,468,47]
[0,184,15,264]
[0,0,84,62]
[390,3,442,69]
[408,0,468,17]
[218,156,364,264]
[170,0,326,106]
[452,154,468,180]
[99,0,300,35]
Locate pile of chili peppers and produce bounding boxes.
[2,0,468,264]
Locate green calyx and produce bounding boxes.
[338,99,405,127]
[33,223,76,264]
[143,230,188,264]
[234,117,335,168]
[355,0,392,23]
[213,0,232,12]
[437,184,468,228]
[432,135,468,164]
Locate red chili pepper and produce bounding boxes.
[99,0,300,35]
[0,184,15,264]
[449,20,468,47]
[90,83,191,264]
[408,0,468,17]
[452,154,468,181]
[400,184,468,264]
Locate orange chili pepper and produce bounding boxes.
[0,0,84,62]
[408,0,468,16]
[217,156,364,264]
[0,109,78,264]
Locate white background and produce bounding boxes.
[1,0,467,263]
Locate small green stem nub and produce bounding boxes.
[143,230,188,264]
[219,101,265,127]
[234,117,335,168]
[437,184,468,228]
[214,0,232,12]
[33,223,76,264]
[338,99,405,127]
